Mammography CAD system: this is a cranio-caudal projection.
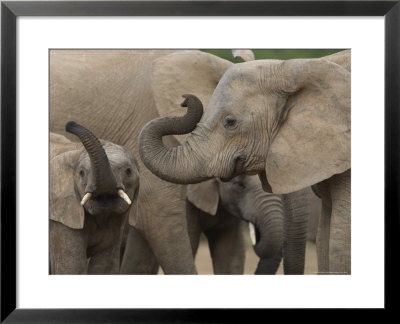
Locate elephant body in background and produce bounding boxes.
[186,200,246,274]
[50,50,209,274]
[49,123,139,274]
[187,175,284,275]
[139,50,351,274]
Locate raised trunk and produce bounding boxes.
[139,94,207,184]
[66,121,117,194]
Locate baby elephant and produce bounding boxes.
[187,175,284,274]
[50,122,139,274]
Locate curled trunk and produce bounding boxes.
[66,121,117,194]
[255,249,282,275]
[243,190,284,274]
[139,94,207,184]
[253,208,284,260]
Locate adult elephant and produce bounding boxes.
[187,175,284,274]
[139,50,351,274]
[49,50,234,274]
[50,122,139,274]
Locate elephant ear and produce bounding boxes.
[264,59,351,194]
[321,49,351,72]
[50,132,73,144]
[49,138,85,229]
[151,50,232,143]
[232,49,255,62]
[187,179,219,216]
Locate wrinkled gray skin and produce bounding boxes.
[186,51,322,275]
[308,185,322,242]
[196,176,320,274]
[50,50,203,274]
[49,123,139,274]
[281,188,314,273]
[217,175,284,274]
[139,50,351,274]
[187,175,284,274]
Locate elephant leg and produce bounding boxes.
[328,169,351,274]
[282,190,310,274]
[204,213,245,274]
[136,177,197,274]
[145,212,198,274]
[186,200,203,257]
[120,225,159,274]
[49,220,88,274]
[316,182,331,274]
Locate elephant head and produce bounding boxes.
[187,175,283,274]
[50,122,139,229]
[139,51,351,195]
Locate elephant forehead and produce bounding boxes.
[218,59,282,87]
[204,65,272,118]
[104,144,136,166]
[77,143,136,168]
[202,91,262,126]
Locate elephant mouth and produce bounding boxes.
[83,191,132,215]
[93,194,119,208]
[220,155,247,182]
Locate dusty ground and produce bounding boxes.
[158,233,318,275]
[194,233,318,275]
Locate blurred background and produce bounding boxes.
[188,49,342,275]
[202,49,344,62]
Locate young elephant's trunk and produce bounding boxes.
[252,195,284,260]
[66,121,117,195]
[234,178,284,274]
[139,94,207,184]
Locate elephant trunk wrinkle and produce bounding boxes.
[282,191,310,274]
[253,217,283,259]
[249,200,284,259]
[190,122,211,140]
[139,94,209,184]
[66,121,118,195]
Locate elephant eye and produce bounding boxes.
[224,116,237,129]
[79,170,85,177]
[125,168,132,176]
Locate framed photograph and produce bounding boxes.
[1,0,398,321]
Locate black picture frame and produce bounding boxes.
[1,0,398,322]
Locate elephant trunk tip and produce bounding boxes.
[181,94,202,108]
[65,121,81,134]
[138,94,207,184]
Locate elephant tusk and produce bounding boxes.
[80,192,92,206]
[249,223,256,246]
[118,189,132,205]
